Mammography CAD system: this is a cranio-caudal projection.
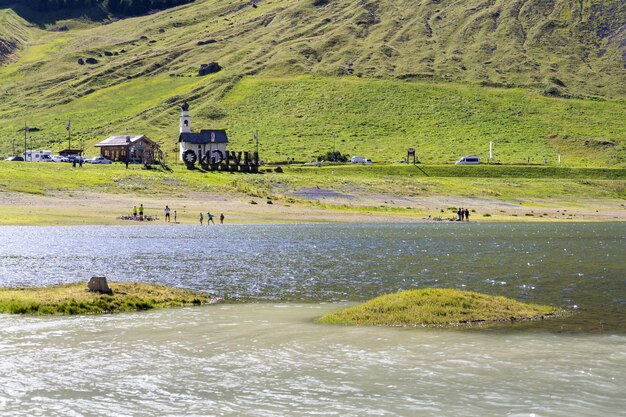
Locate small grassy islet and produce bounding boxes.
[0,282,212,315]
[319,288,565,327]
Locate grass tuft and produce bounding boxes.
[319,288,564,327]
[0,281,213,315]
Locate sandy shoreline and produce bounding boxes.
[0,189,624,225]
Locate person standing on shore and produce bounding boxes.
[139,204,144,221]
[457,208,463,221]
[220,213,224,224]
[165,205,171,222]
[207,212,215,225]
[174,210,177,223]
[464,208,470,222]
[199,212,203,225]
[133,206,138,219]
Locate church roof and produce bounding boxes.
[96,135,158,147]
[179,130,229,144]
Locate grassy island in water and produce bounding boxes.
[319,288,564,327]
[0,282,211,315]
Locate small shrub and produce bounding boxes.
[250,200,258,204]
[317,150,349,162]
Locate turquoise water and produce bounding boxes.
[0,223,625,416]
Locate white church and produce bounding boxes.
[178,101,228,164]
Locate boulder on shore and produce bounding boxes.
[88,276,112,294]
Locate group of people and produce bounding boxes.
[199,211,224,225]
[457,207,470,221]
[132,204,144,220]
[129,204,225,224]
[164,205,177,223]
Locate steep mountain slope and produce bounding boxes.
[0,0,624,165]
[0,9,32,62]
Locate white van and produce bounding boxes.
[455,156,480,165]
[24,150,53,162]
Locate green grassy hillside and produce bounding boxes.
[221,76,625,166]
[0,0,624,166]
[0,8,32,62]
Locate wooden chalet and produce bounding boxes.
[95,134,161,164]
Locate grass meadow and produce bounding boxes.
[1,160,623,201]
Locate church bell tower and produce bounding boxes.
[180,101,191,133]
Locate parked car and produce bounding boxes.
[351,156,373,164]
[455,156,480,165]
[5,156,24,161]
[51,155,69,162]
[87,156,112,164]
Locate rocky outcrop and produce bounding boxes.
[0,38,17,63]
[198,62,221,76]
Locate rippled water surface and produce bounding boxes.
[1,223,625,415]
[1,223,624,331]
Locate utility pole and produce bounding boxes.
[332,131,337,161]
[66,120,71,151]
[210,130,215,165]
[23,122,28,160]
[254,131,259,163]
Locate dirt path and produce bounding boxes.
[0,189,624,225]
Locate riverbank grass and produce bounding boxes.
[319,288,563,327]
[0,282,211,315]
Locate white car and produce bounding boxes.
[455,156,480,165]
[88,156,112,164]
[51,155,69,162]
[351,156,373,164]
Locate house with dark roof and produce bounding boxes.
[95,134,161,164]
[178,101,228,164]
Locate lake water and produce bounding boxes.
[0,223,625,415]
